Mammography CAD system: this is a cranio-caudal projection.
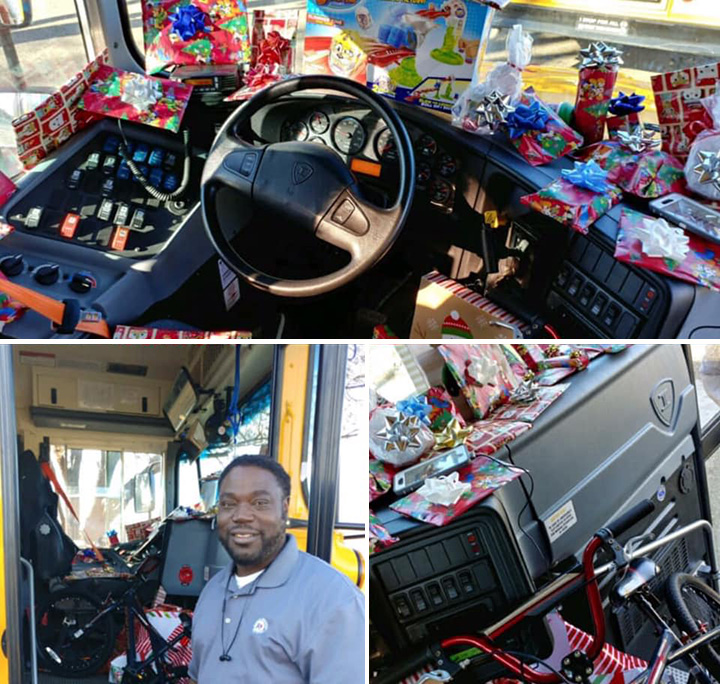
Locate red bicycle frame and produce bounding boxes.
[440,536,607,684]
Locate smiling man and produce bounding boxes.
[187,454,365,683]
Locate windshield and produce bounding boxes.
[0,0,92,177]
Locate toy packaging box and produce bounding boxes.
[304,0,494,112]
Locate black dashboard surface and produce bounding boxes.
[0,92,712,338]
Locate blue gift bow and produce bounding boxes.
[396,396,432,424]
[170,5,209,41]
[561,160,611,193]
[505,101,550,139]
[608,92,645,116]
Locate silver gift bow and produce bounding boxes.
[473,90,516,131]
[693,150,720,193]
[578,41,624,70]
[121,74,161,111]
[617,128,661,154]
[376,411,423,452]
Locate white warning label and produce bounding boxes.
[544,500,578,544]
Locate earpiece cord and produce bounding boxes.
[117,120,192,202]
[219,571,260,662]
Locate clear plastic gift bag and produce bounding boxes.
[684,92,720,201]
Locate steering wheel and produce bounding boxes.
[201,75,415,298]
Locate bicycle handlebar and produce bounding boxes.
[604,500,656,539]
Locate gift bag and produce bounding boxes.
[684,93,720,202]
[574,42,623,145]
[614,208,720,292]
[369,457,396,501]
[370,512,398,553]
[12,50,109,171]
[520,160,623,234]
[438,344,519,420]
[134,606,192,683]
[652,61,719,159]
[142,0,251,75]
[389,455,522,526]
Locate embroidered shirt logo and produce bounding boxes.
[252,618,268,634]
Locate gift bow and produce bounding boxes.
[416,471,471,506]
[258,31,291,67]
[396,396,432,424]
[505,100,550,139]
[637,217,690,262]
[170,4,209,41]
[434,418,473,450]
[616,128,661,154]
[474,90,516,131]
[120,74,161,111]
[376,411,423,452]
[609,92,645,116]
[693,150,720,193]
[578,41,624,70]
[561,160,611,193]
[467,356,500,385]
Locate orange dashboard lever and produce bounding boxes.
[0,277,112,338]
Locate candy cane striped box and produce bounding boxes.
[410,270,525,339]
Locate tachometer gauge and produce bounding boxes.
[415,134,437,158]
[429,178,452,205]
[438,154,458,177]
[332,117,366,155]
[309,111,330,134]
[281,121,308,142]
[309,137,326,145]
[375,128,398,162]
[417,162,432,186]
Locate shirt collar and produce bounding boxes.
[223,534,299,596]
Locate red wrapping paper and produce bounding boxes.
[389,455,523,526]
[426,386,465,431]
[370,456,396,501]
[575,65,619,145]
[574,142,686,199]
[614,208,720,291]
[466,420,531,455]
[509,89,584,167]
[520,175,623,235]
[12,50,108,170]
[438,345,518,420]
[652,61,719,159]
[490,385,569,422]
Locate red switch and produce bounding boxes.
[60,213,80,239]
[110,225,130,251]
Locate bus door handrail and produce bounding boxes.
[19,557,37,684]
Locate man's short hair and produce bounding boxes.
[218,455,291,499]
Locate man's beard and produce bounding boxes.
[220,521,287,570]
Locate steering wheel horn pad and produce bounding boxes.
[201,75,415,298]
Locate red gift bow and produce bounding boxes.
[257,31,290,67]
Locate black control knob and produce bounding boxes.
[34,264,60,286]
[69,272,96,294]
[0,254,24,277]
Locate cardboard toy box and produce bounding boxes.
[304,0,494,112]
[410,271,524,339]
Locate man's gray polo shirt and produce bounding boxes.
[188,534,365,683]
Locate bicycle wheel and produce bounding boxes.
[666,573,720,680]
[36,587,117,677]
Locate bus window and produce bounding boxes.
[49,445,164,547]
[0,1,93,177]
[177,453,201,509]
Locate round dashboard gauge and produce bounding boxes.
[438,154,458,177]
[281,120,308,142]
[429,178,452,204]
[416,162,432,185]
[309,136,326,145]
[375,128,398,162]
[309,111,330,134]
[332,116,366,155]
[415,133,438,158]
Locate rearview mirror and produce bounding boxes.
[164,367,199,432]
[134,468,155,513]
[0,1,32,28]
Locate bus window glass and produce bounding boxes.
[177,454,201,509]
[0,0,92,177]
[49,446,164,547]
[691,345,720,434]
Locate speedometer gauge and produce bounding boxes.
[281,121,308,142]
[332,117,366,155]
[375,128,398,162]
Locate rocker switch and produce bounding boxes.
[332,199,355,225]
